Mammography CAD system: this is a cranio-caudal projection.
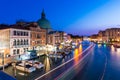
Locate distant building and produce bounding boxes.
[69,34,83,43]
[48,31,64,45]
[47,31,71,46]
[89,34,98,42]
[105,28,120,42]
[98,28,120,43]
[98,30,106,43]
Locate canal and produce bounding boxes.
[73,43,120,80]
[4,42,90,80]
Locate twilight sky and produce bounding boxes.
[0,0,120,35]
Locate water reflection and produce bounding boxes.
[74,44,82,64]
[111,45,115,52]
[110,45,120,60]
[116,48,120,58]
[103,44,106,47]
[116,48,120,53]
[44,57,51,72]
[78,44,82,54]
[98,44,102,48]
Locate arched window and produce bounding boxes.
[26,39,28,45]
[17,40,20,45]
[24,39,26,45]
[21,39,23,45]
[14,39,16,46]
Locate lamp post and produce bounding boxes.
[12,61,17,78]
[1,50,5,71]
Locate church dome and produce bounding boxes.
[37,10,51,29]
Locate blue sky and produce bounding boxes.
[0,0,120,35]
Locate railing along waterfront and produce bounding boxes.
[35,43,95,80]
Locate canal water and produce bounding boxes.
[4,42,90,80]
[73,43,120,80]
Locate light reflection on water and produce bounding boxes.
[110,45,120,61]
[111,45,115,52]
[44,57,51,72]
[116,48,120,58]
[74,44,83,64]
[78,44,82,54]
[98,44,102,48]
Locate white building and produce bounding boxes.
[0,27,30,57]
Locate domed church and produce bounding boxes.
[37,9,52,44]
[37,9,52,32]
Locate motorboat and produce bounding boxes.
[16,63,36,73]
[48,54,63,58]
[27,60,44,69]
[64,51,70,55]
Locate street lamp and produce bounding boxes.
[12,61,17,77]
[1,50,5,71]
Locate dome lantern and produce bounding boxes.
[37,9,51,29]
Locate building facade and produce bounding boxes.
[0,28,30,57]
[48,31,71,46]
[26,23,46,50]
[98,28,120,43]
[48,31,63,45]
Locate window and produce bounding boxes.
[17,31,20,36]
[24,48,26,52]
[13,31,16,35]
[13,39,16,46]
[37,34,41,38]
[26,32,28,36]
[26,39,29,45]
[24,39,26,45]
[17,40,20,45]
[21,31,23,36]
[13,50,16,55]
[24,32,26,36]
[17,49,19,54]
[21,39,23,45]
